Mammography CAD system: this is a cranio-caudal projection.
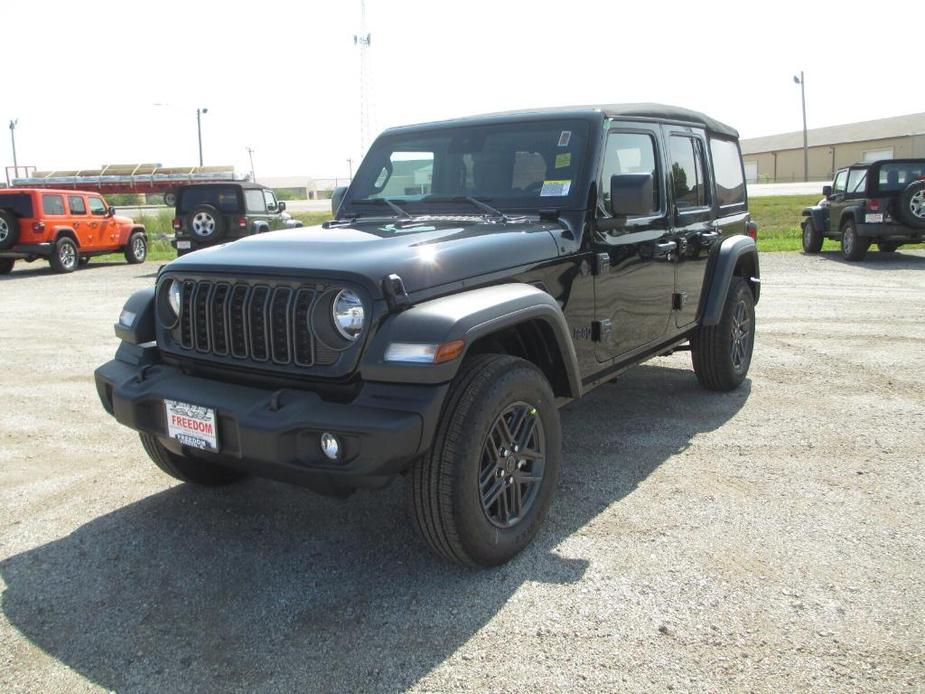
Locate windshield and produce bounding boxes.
[342,119,591,215]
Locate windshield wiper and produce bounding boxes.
[352,198,412,219]
[423,196,519,223]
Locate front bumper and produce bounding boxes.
[856,222,924,241]
[95,344,447,492]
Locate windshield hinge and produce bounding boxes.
[382,273,411,312]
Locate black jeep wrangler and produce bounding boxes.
[96,104,760,566]
[170,182,303,256]
[801,159,925,261]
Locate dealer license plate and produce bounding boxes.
[865,213,884,223]
[176,240,192,250]
[164,399,218,451]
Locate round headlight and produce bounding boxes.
[168,279,183,317]
[332,289,364,341]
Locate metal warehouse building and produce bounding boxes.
[740,112,925,183]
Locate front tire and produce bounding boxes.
[840,219,869,261]
[410,354,561,567]
[49,237,78,273]
[801,219,823,253]
[691,277,755,391]
[139,433,246,486]
[124,232,147,264]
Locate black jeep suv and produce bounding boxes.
[96,104,760,566]
[170,182,303,256]
[801,159,925,261]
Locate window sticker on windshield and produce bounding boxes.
[555,152,571,169]
[540,180,571,197]
[557,131,571,147]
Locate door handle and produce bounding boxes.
[654,240,677,259]
[90,222,98,227]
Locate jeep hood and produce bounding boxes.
[166,219,563,297]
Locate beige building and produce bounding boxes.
[740,112,925,183]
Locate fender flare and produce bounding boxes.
[838,205,863,229]
[54,228,79,247]
[361,283,582,397]
[800,205,827,233]
[254,221,270,234]
[700,235,760,326]
[113,286,156,345]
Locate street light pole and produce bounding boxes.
[794,71,808,182]
[9,119,18,171]
[196,107,208,167]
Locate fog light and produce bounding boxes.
[320,432,340,460]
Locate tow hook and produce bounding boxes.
[268,389,288,412]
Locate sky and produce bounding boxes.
[2,0,920,181]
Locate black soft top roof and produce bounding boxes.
[386,103,739,139]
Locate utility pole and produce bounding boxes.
[9,119,18,171]
[346,157,353,180]
[793,71,808,182]
[196,107,208,167]
[353,0,372,157]
[246,147,256,182]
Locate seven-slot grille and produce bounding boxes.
[174,279,318,367]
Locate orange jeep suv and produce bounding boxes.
[0,188,147,274]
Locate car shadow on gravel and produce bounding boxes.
[0,262,135,280]
[0,363,748,693]
[811,249,925,268]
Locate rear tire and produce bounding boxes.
[840,219,869,261]
[801,219,823,253]
[691,277,755,392]
[124,232,147,264]
[0,210,19,250]
[410,354,561,567]
[877,242,899,253]
[0,258,14,274]
[139,433,246,486]
[49,237,78,273]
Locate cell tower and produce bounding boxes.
[353,0,373,157]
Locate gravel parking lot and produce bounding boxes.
[1,251,923,693]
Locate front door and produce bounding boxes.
[827,169,850,230]
[593,125,675,362]
[87,196,114,248]
[667,129,718,328]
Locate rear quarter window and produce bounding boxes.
[42,194,66,215]
[0,193,34,217]
[178,187,242,214]
[709,138,746,207]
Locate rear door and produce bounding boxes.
[66,194,91,247]
[593,124,675,361]
[666,128,716,328]
[674,135,748,328]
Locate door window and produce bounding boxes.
[88,197,107,216]
[42,194,65,215]
[263,189,279,212]
[833,170,848,194]
[245,189,266,212]
[669,136,710,209]
[709,138,746,207]
[599,131,660,217]
[68,196,87,215]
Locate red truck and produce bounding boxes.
[0,188,147,274]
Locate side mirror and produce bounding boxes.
[107,206,116,217]
[609,173,654,216]
[822,185,833,197]
[331,186,348,216]
[277,201,286,212]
